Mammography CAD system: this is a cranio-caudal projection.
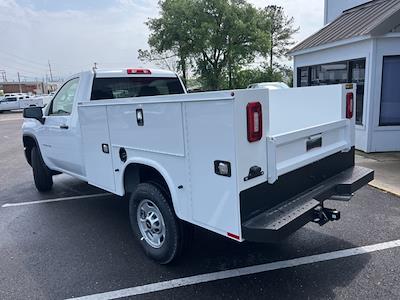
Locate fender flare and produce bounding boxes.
[120,157,181,218]
[22,133,40,166]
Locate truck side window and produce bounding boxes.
[48,78,79,116]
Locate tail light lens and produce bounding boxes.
[247,102,263,142]
[127,68,151,74]
[346,93,354,119]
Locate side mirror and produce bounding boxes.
[23,107,44,124]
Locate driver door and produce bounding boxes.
[40,77,84,176]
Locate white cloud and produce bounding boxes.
[0,0,324,81]
[0,0,159,80]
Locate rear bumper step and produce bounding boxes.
[242,166,374,243]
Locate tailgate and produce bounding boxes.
[266,84,355,184]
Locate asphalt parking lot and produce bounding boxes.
[1,111,400,300]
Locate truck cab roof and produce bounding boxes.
[92,68,179,78]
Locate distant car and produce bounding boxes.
[0,95,43,112]
[247,82,290,90]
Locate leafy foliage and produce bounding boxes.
[139,0,298,90]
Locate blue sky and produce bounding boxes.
[1,0,323,82]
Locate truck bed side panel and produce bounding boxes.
[185,100,240,237]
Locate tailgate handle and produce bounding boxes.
[307,134,322,151]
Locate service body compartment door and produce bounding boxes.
[185,99,241,237]
[79,105,116,192]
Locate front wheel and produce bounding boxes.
[129,182,190,264]
[31,147,53,192]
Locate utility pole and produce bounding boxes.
[48,60,54,82]
[0,70,7,82]
[93,62,98,71]
[17,72,22,93]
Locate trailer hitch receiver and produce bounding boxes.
[312,206,341,226]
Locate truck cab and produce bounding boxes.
[22,68,186,179]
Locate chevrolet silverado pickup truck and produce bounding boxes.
[22,68,374,264]
[0,94,43,112]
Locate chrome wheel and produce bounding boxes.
[137,199,166,248]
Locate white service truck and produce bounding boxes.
[22,68,374,264]
[0,94,43,112]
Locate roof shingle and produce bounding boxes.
[290,0,400,54]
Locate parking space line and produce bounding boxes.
[1,193,110,208]
[0,118,23,122]
[67,239,400,300]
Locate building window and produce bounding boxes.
[298,67,309,87]
[380,56,400,126]
[297,58,366,125]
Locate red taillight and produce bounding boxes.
[346,93,354,119]
[247,102,263,142]
[127,68,151,74]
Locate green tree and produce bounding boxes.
[259,5,299,71]
[191,0,265,90]
[143,0,195,85]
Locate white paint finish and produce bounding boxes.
[1,193,110,208]
[23,69,363,240]
[292,28,400,152]
[113,149,190,220]
[369,36,400,151]
[233,89,269,193]
[268,85,343,136]
[38,78,85,176]
[79,105,116,192]
[67,239,400,300]
[325,0,371,24]
[0,96,43,111]
[185,99,240,236]
[293,39,373,152]
[267,120,352,183]
[94,68,178,78]
[106,102,185,157]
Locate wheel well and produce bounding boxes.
[123,163,172,202]
[23,135,37,166]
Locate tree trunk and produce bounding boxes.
[180,56,187,86]
[269,39,273,72]
[228,37,233,89]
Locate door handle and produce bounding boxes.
[60,124,69,129]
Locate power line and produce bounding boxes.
[0,49,48,68]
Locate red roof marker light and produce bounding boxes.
[127,68,152,75]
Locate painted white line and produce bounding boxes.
[1,193,110,208]
[0,117,23,122]
[67,239,400,300]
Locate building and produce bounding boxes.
[0,81,59,95]
[290,0,400,152]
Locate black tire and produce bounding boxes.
[31,146,53,192]
[129,182,190,264]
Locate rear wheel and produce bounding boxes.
[31,147,53,192]
[129,182,190,264]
